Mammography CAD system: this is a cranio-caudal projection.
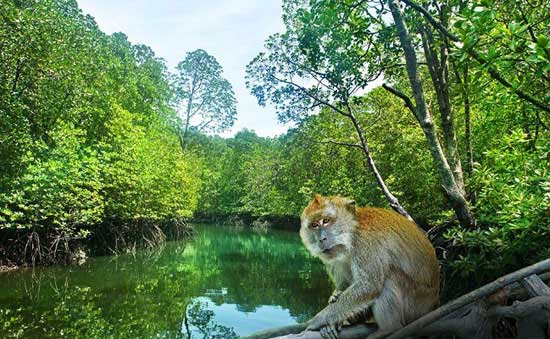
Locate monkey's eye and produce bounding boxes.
[323,218,330,224]
[311,222,319,229]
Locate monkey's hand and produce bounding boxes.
[328,290,342,304]
[306,311,342,339]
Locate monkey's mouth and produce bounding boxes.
[322,244,345,255]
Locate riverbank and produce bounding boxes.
[0,215,297,268]
[0,218,194,267]
[192,213,300,231]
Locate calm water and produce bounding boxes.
[0,225,332,338]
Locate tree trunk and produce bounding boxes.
[347,109,415,222]
[179,70,199,151]
[387,0,474,227]
[419,22,466,196]
[452,63,476,202]
[462,66,476,203]
[181,92,193,150]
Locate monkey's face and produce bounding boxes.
[300,195,356,262]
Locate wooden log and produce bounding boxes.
[507,271,550,300]
[244,324,306,339]
[270,324,377,339]
[245,324,377,339]
[417,301,494,339]
[489,296,550,339]
[379,258,550,338]
[520,274,550,297]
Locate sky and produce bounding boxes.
[77,0,289,137]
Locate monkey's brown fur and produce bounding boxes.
[300,195,439,338]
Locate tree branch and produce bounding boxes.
[320,139,363,149]
[245,324,377,339]
[345,102,414,222]
[381,84,416,115]
[400,0,459,41]
[245,269,550,339]
[301,134,363,150]
[270,74,350,117]
[489,296,550,318]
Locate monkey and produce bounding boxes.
[300,194,440,339]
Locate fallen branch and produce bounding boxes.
[380,258,550,338]
[244,324,308,339]
[490,296,550,339]
[504,271,550,300]
[489,296,550,318]
[270,324,377,339]
[520,274,550,296]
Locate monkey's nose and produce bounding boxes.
[320,236,327,242]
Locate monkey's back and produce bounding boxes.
[354,207,440,294]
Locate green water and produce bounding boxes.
[0,225,332,338]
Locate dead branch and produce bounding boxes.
[489,296,550,339]
[416,300,494,339]
[509,272,550,300]
[244,324,307,339]
[381,258,550,338]
[521,274,550,296]
[265,324,376,339]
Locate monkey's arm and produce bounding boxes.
[327,261,352,304]
[308,244,385,331]
[307,281,381,330]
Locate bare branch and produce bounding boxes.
[521,274,550,297]
[319,139,363,149]
[270,74,351,117]
[300,134,362,150]
[381,84,416,115]
[245,324,376,339]
[400,0,460,42]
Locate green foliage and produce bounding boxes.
[0,0,201,263]
[453,0,550,103]
[192,88,446,222]
[0,124,103,237]
[1,0,549,300]
[242,0,550,290]
[0,307,27,338]
[101,106,201,221]
[446,131,550,284]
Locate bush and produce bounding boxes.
[445,130,550,286]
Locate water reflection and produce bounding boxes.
[0,225,333,338]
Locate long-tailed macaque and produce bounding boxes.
[300,195,439,339]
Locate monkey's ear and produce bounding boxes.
[346,199,356,213]
[313,194,323,205]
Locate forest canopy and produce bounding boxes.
[0,0,549,289]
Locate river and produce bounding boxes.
[0,224,333,338]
